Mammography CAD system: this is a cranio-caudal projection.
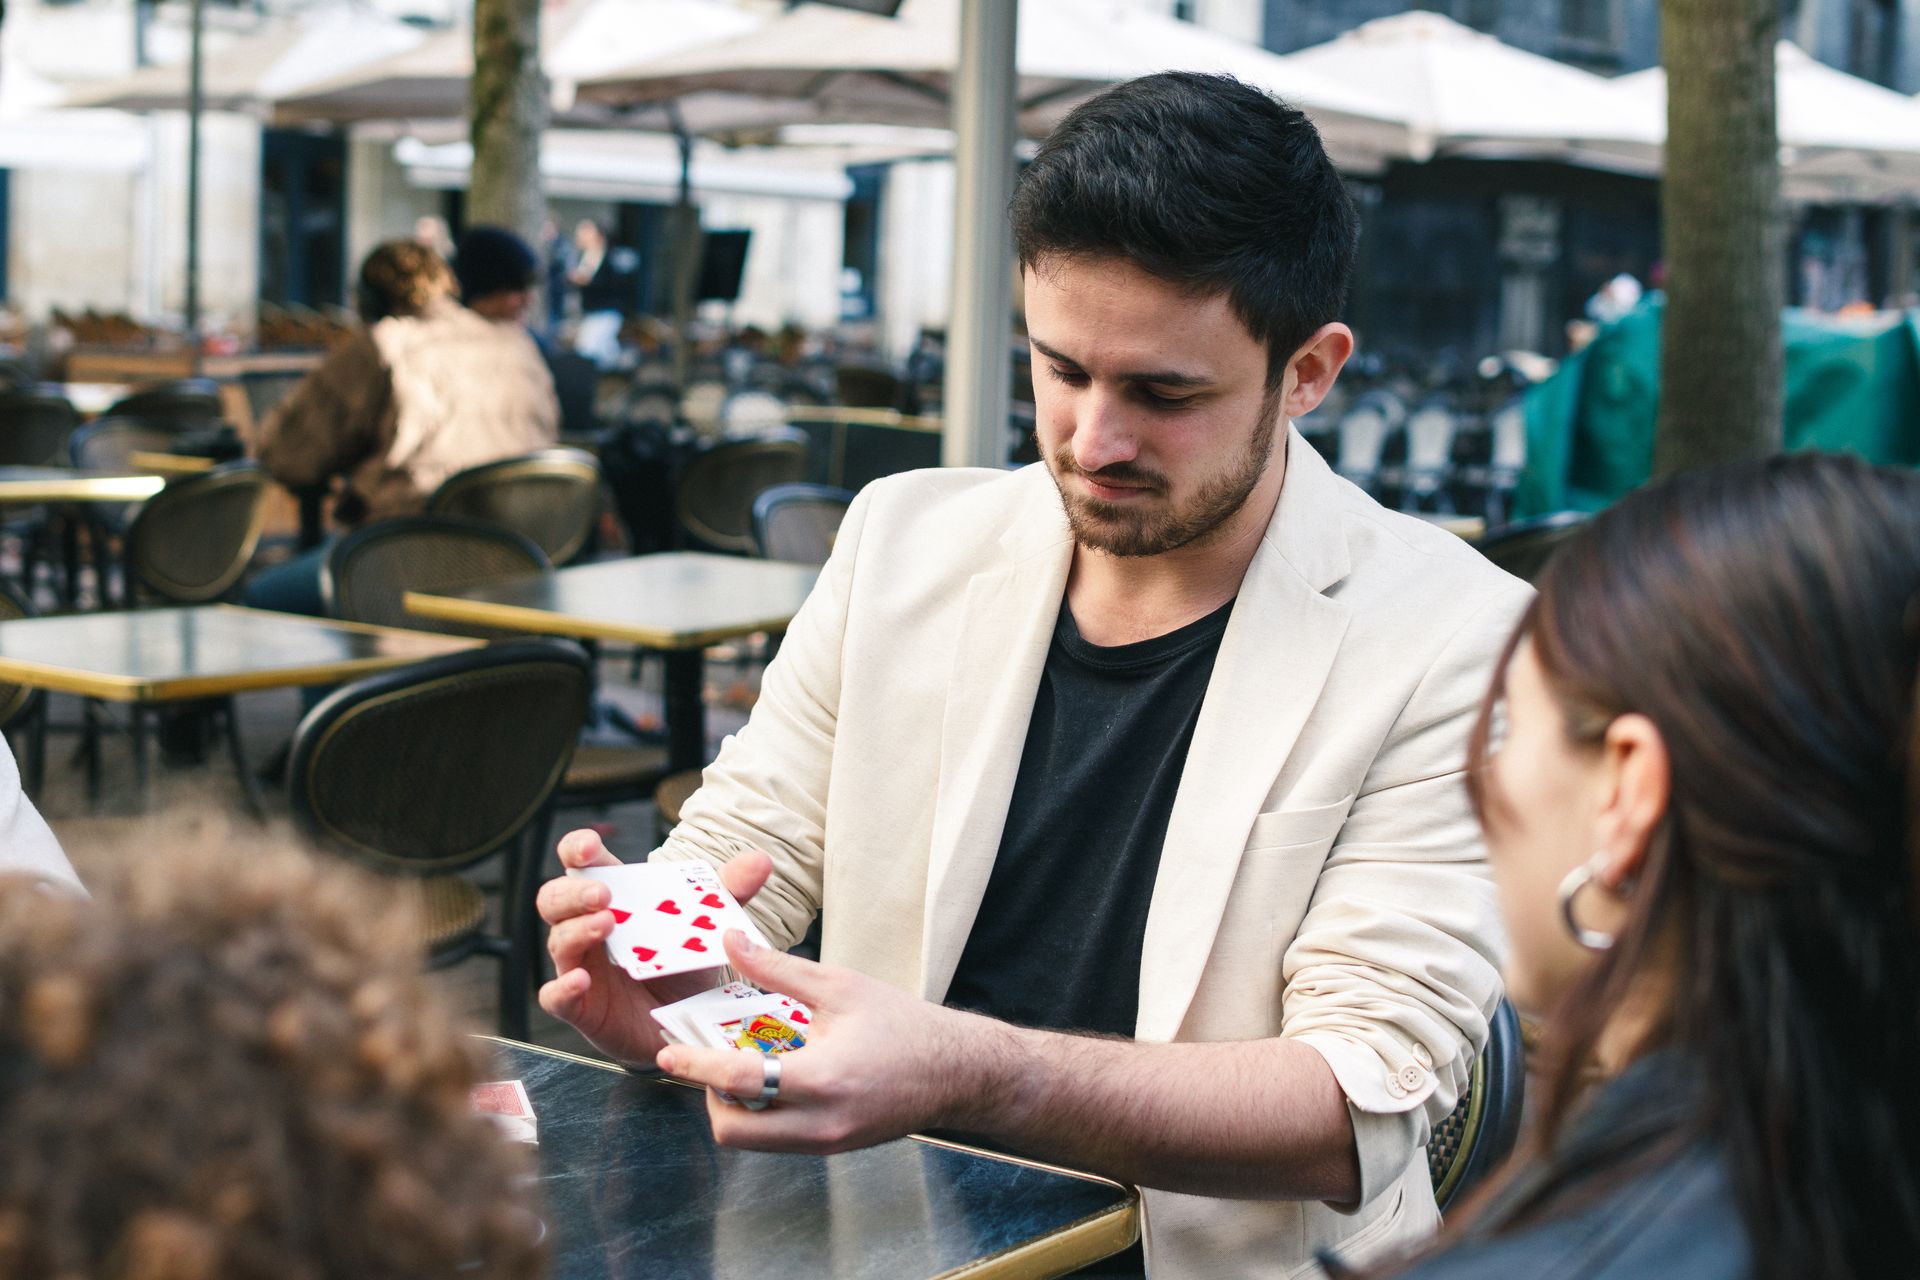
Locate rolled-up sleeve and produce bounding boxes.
[1282,582,1531,1207]
[0,736,81,895]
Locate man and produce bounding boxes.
[455,225,598,441]
[539,73,1529,1275]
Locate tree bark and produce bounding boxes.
[468,0,546,246]
[1654,0,1785,474]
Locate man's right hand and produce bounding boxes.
[536,829,774,1066]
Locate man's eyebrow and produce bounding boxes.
[1028,337,1213,389]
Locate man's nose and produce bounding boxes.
[1072,393,1140,473]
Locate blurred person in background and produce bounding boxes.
[567,220,639,368]
[245,239,558,617]
[456,226,598,442]
[1358,453,1920,1280]
[0,816,544,1279]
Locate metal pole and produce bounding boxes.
[668,103,698,390]
[184,0,205,357]
[941,0,1017,469]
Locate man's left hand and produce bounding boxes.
[656,930,1003,1155]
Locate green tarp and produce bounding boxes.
[1516,300,1920,518]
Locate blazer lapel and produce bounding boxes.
[1135,429,1355,1043]
[918,477,1073,1001]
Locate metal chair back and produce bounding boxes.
[833,364,901,410]
[1334,403,1392,491]
[324,515,550,635]
[675,434,810,554]
[1428,998,1526,1212]
[426,447,602,566]
[1476,510,1590,583]
[288,639,591,875]
[102,379,223,430]
[840,422,941,491]
[0,389,81,466]
[70,416,179,471]
[122,462,271,603]
[752,483,854,565]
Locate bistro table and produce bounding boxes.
[404,553,820,772]
[482,1038,1138,1279]
[0,465,165,505]
[0,604,478,807]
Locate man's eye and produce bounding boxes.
[1047,365,1087,386]
[1142,389,1197,409]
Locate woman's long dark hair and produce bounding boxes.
[1460,453,1920,1279]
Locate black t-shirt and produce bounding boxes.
[943,597,1234,1036]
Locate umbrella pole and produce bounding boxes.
[667,102,698,390]
[184,0,204,366]
[942,0,1017,469]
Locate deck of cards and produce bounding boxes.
[471,1079,538,1144]
[578,861,772,982]
[651,980,813,1054]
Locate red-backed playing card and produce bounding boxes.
[471,1079,537,1144]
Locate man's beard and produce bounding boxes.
[1048,391,1283,558]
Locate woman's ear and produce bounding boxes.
[1593,712,1671,889]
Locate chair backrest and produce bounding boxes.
[721,390,789,437]
[426,448,602,566]
[752,483,854,565]
[102,379,224,430]
[0,389,81,466]
[0,577,40,730]
[1404,405,1459,471]
[1487,401,1529,472]
[1428,998,1526,1212]
[323,515,550,635]
[1475,510,1590,583]
[288,639,591,874]
[69,415,179,471]
[833,364,900,410]
[122,462,271,603]
[839,422,941,491]
[1335,404,1391,475]
[239,369,307,426]
[675,434,810,554]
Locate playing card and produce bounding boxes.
[471,1079,537,1144]
[651,980,760,1045]
[578,861,772,982]
[692,992,813,1055]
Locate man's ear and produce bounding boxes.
[1281,323,1355,419]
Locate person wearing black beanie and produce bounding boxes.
[454,225,541,324]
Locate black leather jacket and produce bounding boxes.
[1343,1052,1751,1279]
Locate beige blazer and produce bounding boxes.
[661,430,1532,1277]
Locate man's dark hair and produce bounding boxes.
[453,225,540,304]
[1010,71,1359,387]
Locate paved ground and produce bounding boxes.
[38,643,763,1057]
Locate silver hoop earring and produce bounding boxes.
[1557,858,1617,951]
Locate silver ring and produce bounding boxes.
[739,1054,781,1111]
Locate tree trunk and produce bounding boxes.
[468,0,546,246]
[1654,0,1785,474]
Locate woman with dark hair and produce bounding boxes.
[1370,452,1920,1279]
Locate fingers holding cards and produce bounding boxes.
[579,862,771,983]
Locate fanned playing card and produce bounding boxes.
[651,980,760,1045]
[697,992,812,1055]
[578,861,771,982]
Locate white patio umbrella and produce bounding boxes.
[271,0,765,126]
[63,7,427,112]
[574,0,1405,166]
[1273,10,1663,170]
[1613,41,1920,202]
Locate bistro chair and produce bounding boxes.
[0,578,48,797]
[1333,399,1396,497]
[120,462,271,607]
[1475,510,1590,583]
[1456,401,1529,526]
[1428,998,1526,1212]
[324,516,669,810]
[101,379,223,430]
[1379,402,1459,513]
[833,364,901,410]
[752,483,853,565]
[0,386,80,466]
[288,639,593,1039]
[675,432,810,555]
[427,447,602,566]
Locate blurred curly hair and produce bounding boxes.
[357,239,456,322]
[0,814,545,1280]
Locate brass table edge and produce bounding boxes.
[0,478,167,502]
[404,591,790,651]
[932,1203,1139,1280]
[211,603,489,645]
[0,659,152,699]
[476,1036,1141,1277]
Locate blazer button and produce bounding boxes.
[1398,1064,1426,1091]
[1384,1075,1407,1100]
